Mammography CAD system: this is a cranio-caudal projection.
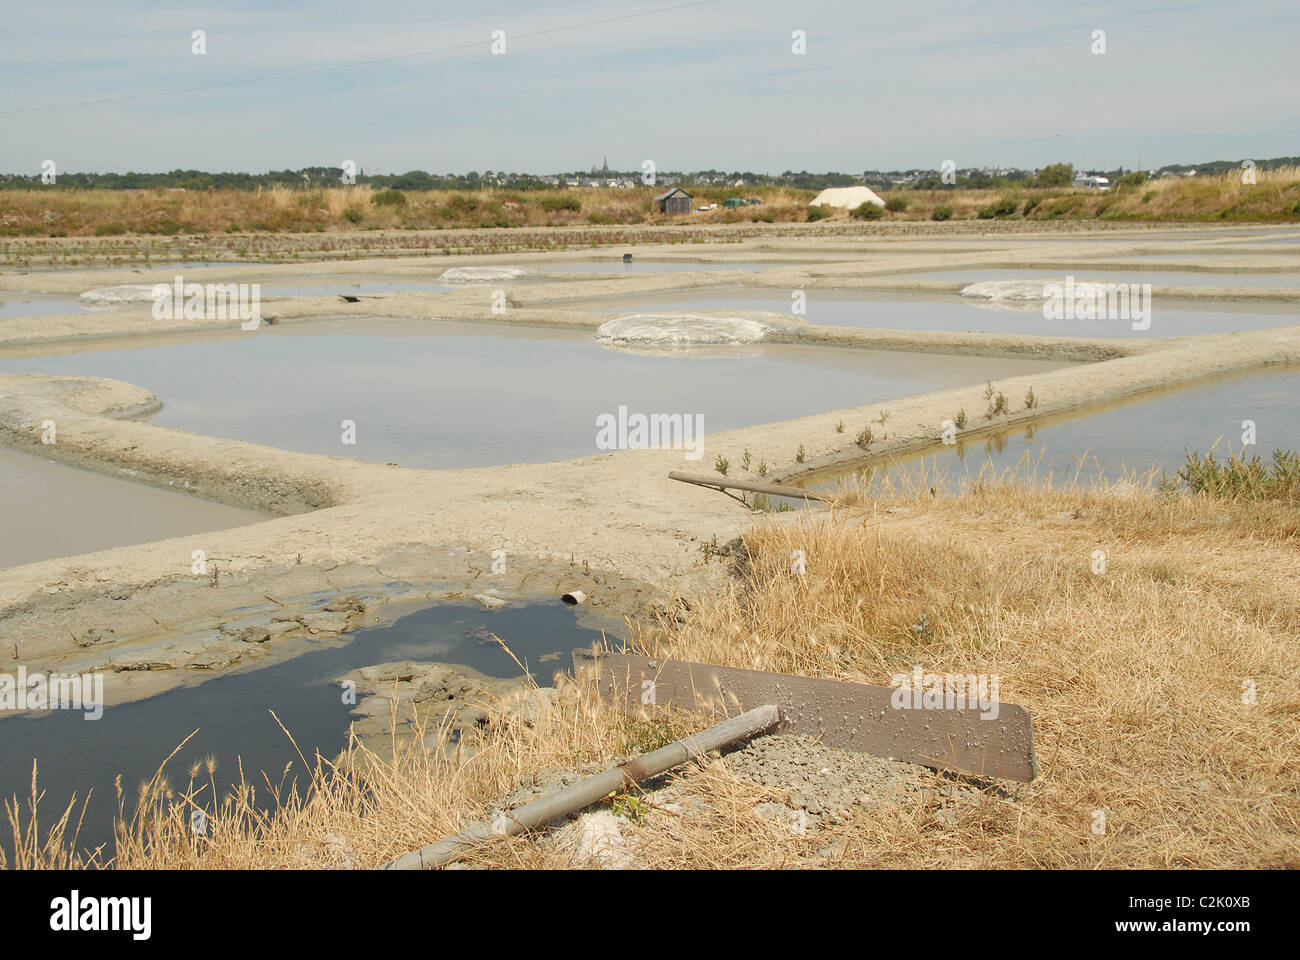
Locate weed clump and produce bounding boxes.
[1177,448,1300,501]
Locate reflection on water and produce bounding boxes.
[900,268,1300,289]
[0,446,267,568]
[589,290,1300,338]
[260,280,452,297]
[0,317,1068,469]
[544,261,780,274]
[0,292,95,319]
[0,598,609,861]
[801,365,1300,495]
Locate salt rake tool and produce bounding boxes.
[379,703,779,870]
[668,470,835,504]
[573,650,1037,783]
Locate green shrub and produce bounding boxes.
[884,194,909,212]
[447,194,477,214]
[930,205,953,221]
[373,189,407,207]
[1177,449,1300,501]
[93,222,126,236]
[538,194,581,212]
[340,207,363,224]
[851,201,883,220]
[980,194,1020,218]
[1031,163,1074,188]
[806,204,832,221]
[992,194,1019,216]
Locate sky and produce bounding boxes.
[1,0,1296,176]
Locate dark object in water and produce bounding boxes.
[338,295,361,303]
[622,253,633,263]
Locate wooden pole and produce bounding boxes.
[379,703,780,870]
[668,470,835,503]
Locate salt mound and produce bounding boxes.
[439,266,528,283]
[961,278,1115,301]
[810,186,884,209]
[78,284,159,306]
[960,280,1055,301]
[963,297,1044,315]
[594,314,771,346]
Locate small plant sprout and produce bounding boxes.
[610,792,647,825]
[714,455,730,476]
[758,460,769,478]
[835,419,845,433]
[984,381,996,403]
[742,448,752,471]
[955,408,968,429]
[795,444,807,463]
[911,613,932,638]
[1025,387,1038,409]
[876,409,891,427]
[994,393,1009,416]
[856,426,873,449]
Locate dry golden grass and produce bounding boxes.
[3,168,1297,239]
[5,473,1298,869]
[630,473,1300,867]
[0,184,816,237]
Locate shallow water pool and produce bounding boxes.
[260,279,452,297]
[589,289,1300,338]
[0,317,1070,469]
[0,598,607,859]
[899,268,1300,289]
[0,446,268,568]
[543,260,785,274]
[0,291,98,320]
[799,364,1300,494]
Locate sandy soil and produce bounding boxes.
[1,225,1298,702]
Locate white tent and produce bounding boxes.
[809,186,885,209]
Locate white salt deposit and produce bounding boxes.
[809,186,885,209]
[959,280,1049,300]
[594,314,771,346]
[961,278,1122,302]
[78,285,159,306]
[439,266,529,282]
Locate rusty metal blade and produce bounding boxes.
[573,650,1037,782]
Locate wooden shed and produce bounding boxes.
[654,187,693,215]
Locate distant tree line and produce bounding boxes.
[3,157,1296,192]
